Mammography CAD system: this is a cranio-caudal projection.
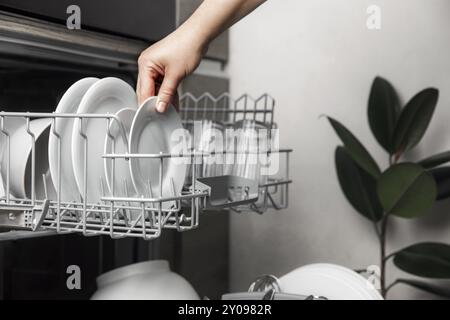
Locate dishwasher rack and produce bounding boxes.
[0,93,292,240]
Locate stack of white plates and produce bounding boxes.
[1,77,187,206]
[279,263,383,300]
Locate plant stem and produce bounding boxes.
[373,222,381,241]
[383,252,396,263]
[380,215,389,298]
[354,268,367,274]
[380,155,395,298]
[385,280,399,294]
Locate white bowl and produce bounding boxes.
[91,260,199,300]
[0,118,56,199]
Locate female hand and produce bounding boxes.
[136,0,266,112]
[137,29,206,112]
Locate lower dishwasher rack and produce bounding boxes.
[0,93,292,240]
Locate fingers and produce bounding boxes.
[136,74,141,101]
[137,66,157,106]
[156,71,180,113]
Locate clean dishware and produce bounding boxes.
[232,120,273,209]
[71,77,138,203]
[233,120,269,180]
[198,120,226,178]
[0,116,24,161]
[0,118,56,199]
[248,274,282,293]
[104,107,136,197]
[91,260,199,300]
[129,97,187,208]
[279,263,383,300]
[0,116,24,197]
[49,77,99,202]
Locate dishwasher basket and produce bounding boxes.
[0,93,292,240]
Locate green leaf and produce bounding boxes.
[419,151,450,169]
[327,117,381,178]
[377,163,436,218]
[393,88,439,153]
[393,243,450,278]
[396,279,450,298]
[335,147,383,222]
[428,166,450,200]
[368,76,400,154]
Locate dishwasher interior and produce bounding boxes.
[0,10,292,299]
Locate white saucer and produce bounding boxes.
[129,97,187,208]
[49,77,99,202]
[104,108,136,197]
[71,77,138,203]
[279,263,383,300]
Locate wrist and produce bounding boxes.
[176,18,212,55]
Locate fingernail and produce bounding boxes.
[157,100,166,112]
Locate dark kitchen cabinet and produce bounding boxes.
[0,0,228,62]
[0,0,176,41]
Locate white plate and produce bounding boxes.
[104,108,136,197]
[0,116,24,195]
[279,263,383,300]
[129,97,187,208]
[1,118,56,199]
[0,117,24,161]
[49,77,99,202]
[72,78,138,203]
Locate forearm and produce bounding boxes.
[177,0,266,48]
[137,0,265,109]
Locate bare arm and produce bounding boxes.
[137,0,266,111]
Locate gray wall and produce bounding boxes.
[227,0,450,299]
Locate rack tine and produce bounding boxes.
[0,116,11,203]
[106,117,114,196]
[42,173,48,199]
[147,187,157,226]
[146,178,154,208]
[169,177,180,211]
[51,117,62,231]
[255,94,266,123]
[124,179,134,222]
[78,117,88,233]
[25,118,36,204]
[180,92,197,122]
[198,93,215,121]
[139,201,147,238]
[100,177,107,200]
[216,93,232,124]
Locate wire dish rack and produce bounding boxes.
[0,93,292,240]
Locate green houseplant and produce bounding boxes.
[327,76,450,299]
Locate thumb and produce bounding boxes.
[156,72,180,113]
